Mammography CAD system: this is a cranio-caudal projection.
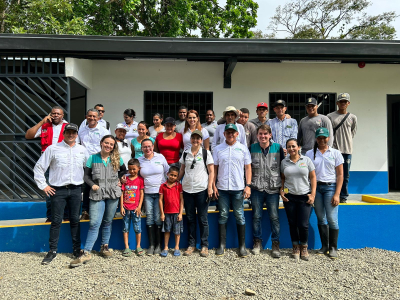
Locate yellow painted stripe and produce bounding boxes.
[362,195,400,204]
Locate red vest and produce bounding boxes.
[40,122,68,152]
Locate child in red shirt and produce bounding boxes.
[120,159,144,257]
[159,166,184,257]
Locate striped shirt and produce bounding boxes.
[267,117,298,149]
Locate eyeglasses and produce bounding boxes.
[97,110,105,113]
[191,159,196,169]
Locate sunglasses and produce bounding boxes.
[191,159,197,169]
[97,110,105,113]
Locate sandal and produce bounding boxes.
[122,248,132,257]
[173,249,181,257]
[160,250,168,257]
[135,247,145,257]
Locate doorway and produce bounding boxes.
[387,95,400,190]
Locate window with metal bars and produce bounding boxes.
[144,91,213,124]
[269,93,337,125]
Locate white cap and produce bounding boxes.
[222,106,239,118]
[115,123,128,131]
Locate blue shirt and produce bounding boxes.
[131,137,155,159]
[267,117,298,149]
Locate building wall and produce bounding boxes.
[81,60,400,193]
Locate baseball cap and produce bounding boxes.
[315,127,329,138]
[191,129,203,139]
[338,93,350,101]
[272,100,286,107]
[222,106,239,118]
[164,117,176,125]
[256,102,268,109]
[224,123,238,132]
[63,123,78,133]
[115,123,128,131]
[306,97,318,106]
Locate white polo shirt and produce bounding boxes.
[78,123,110,155]
[123,121,139,143]
[211,123,247,149]
[180,127,210,151]
[34,141,89,190]
[213,141,251,191]
[305,147,344,183]
[138,152,170,194]
[179,149,214,193]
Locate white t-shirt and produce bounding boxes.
[213,141,251,191]
[35,120,69,145]
[123,121,139,143]
[117,139,132,168]
[305,147,344,183]
[180,127,210,151]
[179,149,214,193]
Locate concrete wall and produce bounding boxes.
[67,59,400,193]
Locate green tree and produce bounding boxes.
[1,0,259,38]
[267,0,397,39]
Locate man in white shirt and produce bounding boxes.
[78,108,110,219]
[34,123,89,265]
[212,106,247,149]
[213,123,252,257]
[25,106,70,222]
[79,104,111,133]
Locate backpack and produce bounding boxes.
[183,149,209,175]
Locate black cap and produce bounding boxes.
[164,117,176,125]
[63,123,78,132]
[305,97,318,106]
[273,100,286,107]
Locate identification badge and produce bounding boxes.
[284,188,289,193]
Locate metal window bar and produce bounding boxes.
[144,91,213,125]
[269,93,337,125]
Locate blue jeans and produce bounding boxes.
[49,185,81,252]
[340,154,352,200]
[183,189,209,247]
[218,189,245,225]
[84,198,118,251]
[251,189,280,242]
[122,209,142,233]
[144,193,162,226]
[315,184,339,229]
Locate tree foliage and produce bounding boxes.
[267,0,397,39]
[0,0,259,38]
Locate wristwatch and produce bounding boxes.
[246,184,251,187]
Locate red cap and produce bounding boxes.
[256,102,268,109]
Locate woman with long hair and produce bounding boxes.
[131,121,154,159]
[180,110,210,151]
[149,113,165,138]
[154,117,183,167]
[280,138,316,261]
[305,128,343,259]
[122,108,139,142]
[70,135,127,267]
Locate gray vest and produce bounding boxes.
[90,157,121,200]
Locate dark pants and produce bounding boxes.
[283,194,312,246]
[49,185,82,252]
[82,182,91,213]
[340,154,352,200]
[183,189,210,248]
[45,169,69,220]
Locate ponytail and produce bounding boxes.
[313,141,318,160]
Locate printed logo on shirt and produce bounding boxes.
[42,129,47,133]
[154,161,161,165]
[286,125,292,128]
[316,120,322,126]
[298,162,307,168]
[234,148,243,152]
[196,157,202,161]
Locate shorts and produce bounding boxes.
[162,213,183,235]
[122,209,142,233]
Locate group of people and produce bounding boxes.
[30,93,357,266]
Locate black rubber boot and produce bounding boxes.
[146,225,155,256]
[328,228,339,259]
[317,224,329,255]
[154,226,162,255]
[237,224,249,258]
[216,224,227,256]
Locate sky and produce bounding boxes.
[223,0,400,39]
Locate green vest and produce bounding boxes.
[250,142,282,193]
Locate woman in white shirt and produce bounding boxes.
[148,113,165,139]
[305,127,343,259]
[122,109,139,143]
[114,123,132,168]
[178,130,214,257]
[180,110,209,151]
